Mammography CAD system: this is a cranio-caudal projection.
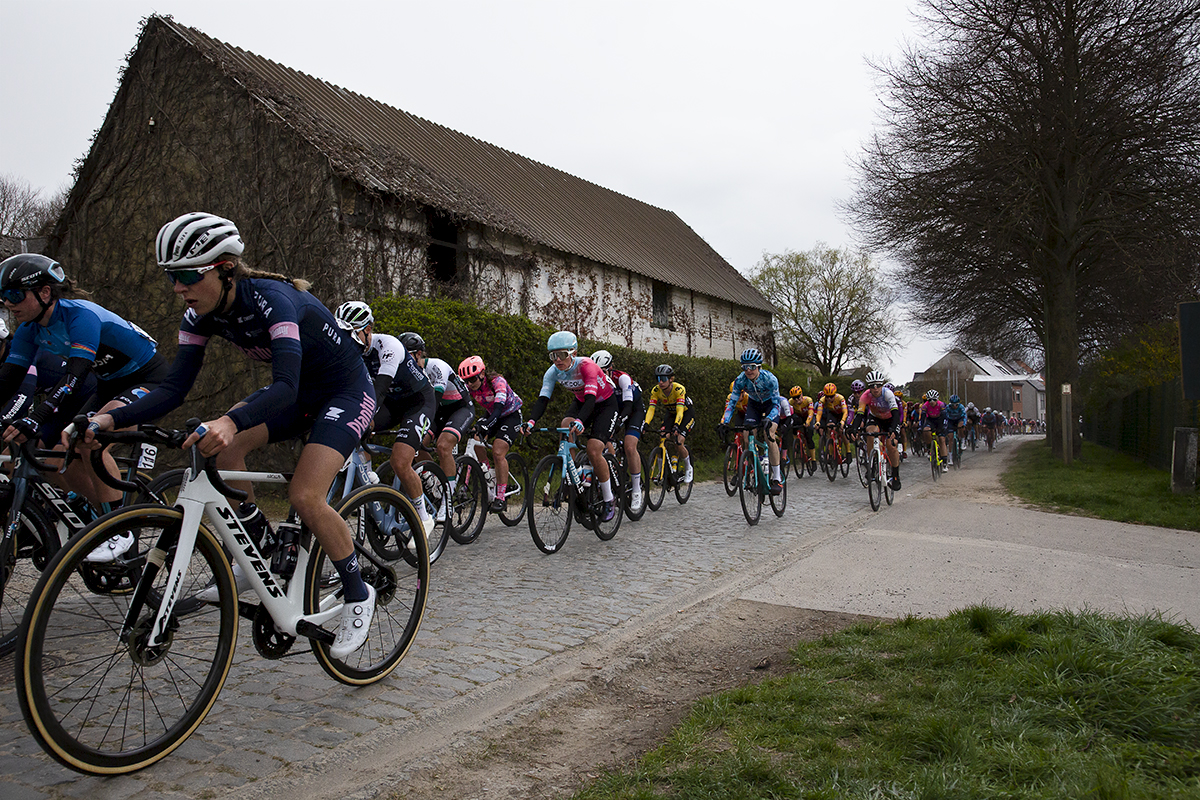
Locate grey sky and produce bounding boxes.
[0,0,953,382]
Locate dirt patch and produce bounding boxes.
[386,602,873,800]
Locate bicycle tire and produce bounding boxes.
[738,450,761,526]
[314,485,428,685]
[17,506,237,774]
[791,445,805,479]
[447,456,487,545]
[137,467,188,505]
[953,435,963,470]
[723,443,739,496]
[867,451,882,511]
[646,446,667,511]
[674,455,693,504]
[1,494,57,657]
[823,433,837,482]
[855,442,869,487]
[497,452,529,527]
[839,439,851,477]
[931,442,941,482]
[884,457,895,506]
[769,468,786,518]
[529,454,572,554]
[592,454,622,541]
[378,461,450,565]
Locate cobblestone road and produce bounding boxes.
[0,439,981,800]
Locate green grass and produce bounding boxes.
[572,607,1200,800]
[1002,440,1200,531]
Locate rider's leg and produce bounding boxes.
[492,437,510,496]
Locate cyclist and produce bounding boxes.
[643,364,695,485]
[981,406,999,447]
[0,253,170,562]
[944,394,966,464]
[457,355,523,513]
[401,333,474,521]
[718,348,783,496]
[788,385,816,465]
[334,301,437,541]
[590,349,645,512]
[893,388,909,459]
[965,401,981,446]
[86,212,378,659]
[522,331,619,522]
[920,389,950,472]
[849,370,903,489]
[812,382,850,461]
[725,379,750,451]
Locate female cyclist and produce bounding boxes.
[457,355,523,513]
[85,212,378,658]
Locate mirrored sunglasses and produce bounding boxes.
[1,288,27,304]
[548,349,573,362]
[742,363,760,372]
[164,261,226,287]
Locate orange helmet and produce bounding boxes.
[823,382,837,397]
[789,385,803,398]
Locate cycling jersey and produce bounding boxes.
[921,400,946,419]
[789,395,813,421]
[813,393,848,425]
[364,332,429,403]
[945,402,966,421]
[109,278,372,438]
[537,357,615,404]
[4,298,157,383]
[468,373,523,423]
[644,381,689,427]
[722,369,780,423]
[858,387,902,431]
[423,357,470,406]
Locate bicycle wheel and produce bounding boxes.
[953,435,963,470]
[839,438,851,478]
[867,451,882,511]
[931,442,941,482]
[497,452,529,527]
[883,456,895,506]
[769,469,786,517]
[378,461,450,565]
[314,485,428,685]
[791,444,805,479]
[529,454,572,554]
[1,494,57,657]
[855,441,869,487]
[738,450,761,526]
[592,454,622,541]
[447,456,487,545]
[674,455,693,504]
[822,433,837,482]
[722,443,739,496]
[17,506,238,774]
[646,446,667,511]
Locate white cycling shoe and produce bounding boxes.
[406,515,438,555]
[198,563,252,603]
[85,532,135,564]
[331,584,376,659]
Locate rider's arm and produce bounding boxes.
[109,341,206,428]
[644,391,658,426]
[673,386,686,426]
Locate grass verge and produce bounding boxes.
[1002,439,1200,531]
[573,606,1200,800]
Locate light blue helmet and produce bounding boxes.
[740,348,763,366]
[547,331,578,352]
[950,394,961,404]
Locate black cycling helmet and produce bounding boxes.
[399,331,426,354]
[0,253,68,323]
[655,364,674,378]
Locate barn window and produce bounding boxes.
[426,209,459,284]
[652,281,673,329]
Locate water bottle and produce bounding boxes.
[238,502,278,556]
[670,455,679,473]
[271,521,301,579]
[759,452,770,478]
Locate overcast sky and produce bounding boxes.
[0,0,954,382]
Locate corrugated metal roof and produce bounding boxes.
[152,17,773,314]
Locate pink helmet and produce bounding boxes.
[457,355,486,382]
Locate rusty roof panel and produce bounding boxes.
[156,17,772,313]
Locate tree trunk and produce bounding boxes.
[1043,264,1081,459]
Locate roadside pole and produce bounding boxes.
[1061,383,1073,465]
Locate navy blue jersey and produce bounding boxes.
[110,279,370,432]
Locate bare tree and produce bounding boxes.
[846,0,1200,458]
[0,173,65,238]
[750,244,901,376]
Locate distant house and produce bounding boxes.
[911,349,1046,419]
[47,15,773,366]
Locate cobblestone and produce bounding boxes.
[0,441,962,798]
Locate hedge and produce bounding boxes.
[369,296,837,461]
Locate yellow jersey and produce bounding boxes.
[645,382,688,426]
[813,393,848,423]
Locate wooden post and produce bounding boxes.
[1061,383,1073,465]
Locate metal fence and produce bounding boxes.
[1084,376,1200,472]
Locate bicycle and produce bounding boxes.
[642,427,692,511]
[928,429,945,480]
[860,422,896,511]
[527,428,622,554]
[606,439,647,522]
[817,423,851,481]
[790,425,817,479]
[1,436,172,657]
[407,437,486,545]
[15,421,428,775]
[460,427,529,528]
[951,425,963,470]
[729,425,786,525]
[330,439,451,564]
[722,429,745,496]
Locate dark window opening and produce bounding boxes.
[652,281,672,329]
[426,209,459,284]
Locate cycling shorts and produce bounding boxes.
[242,368,375,458]
[378,392,435,450]
[657,406,695,437]
[864,413,899,435]
[742,398,780,429]
[565,393,620,444]
[485,410,524,446]
[922,416,948,435]
[623,392,646,439]
[433,399,475,441]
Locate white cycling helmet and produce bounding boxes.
[334,301,373,330]
[927,389,940,401]
[590,349,613,369]
[156,212,244,269]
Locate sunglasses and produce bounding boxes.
[548,349,573,362]
[164,261,227,286]
[465,374,482,384]
[1,288,27,304]
[742,363,760,372]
